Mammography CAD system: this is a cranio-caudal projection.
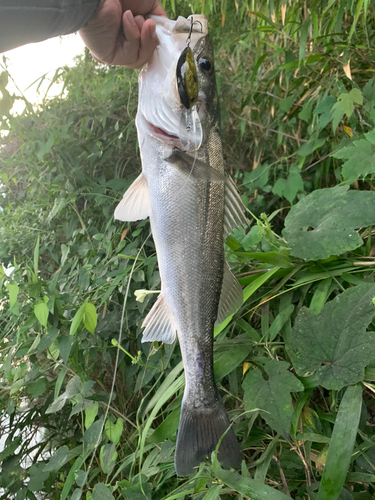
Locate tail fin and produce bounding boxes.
[174,397,242,476]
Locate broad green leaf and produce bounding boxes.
[43,445,82,472]
[243,359,304,436]
[105,418,123,445]
[45,393,67,414]
[333,129,375,182]
[272,166,304,204]
[284,186,375,260]
[85,402,99,429]
[314,96,336,128]
[317,384,362,500]
[71,490,83,500]
[100,443,117,474]
[331,89,363,133]
[92,483,115,500]
[83,417,103,450]
[70,302,86,335]
[83,302,97,334]
[26,378,47,397]
[121,482,152,500]
[75,470,87,488]
[288,283,375,390]
[34,301,49,328]
[28,464,49,492]
[6,282,19,308]
[58,335,73,364]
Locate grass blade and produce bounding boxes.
[317,384,362,500]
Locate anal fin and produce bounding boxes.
[216,262,243,325]
[141,294,177,344]
[114,173,151,222]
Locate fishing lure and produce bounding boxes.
[176,18,203,151]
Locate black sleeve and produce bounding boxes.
[0,0,101,53]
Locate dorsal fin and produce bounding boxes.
[114,173,151,222]
[216,262,243,325]
[224,176,248,238]
[141,294,177,344]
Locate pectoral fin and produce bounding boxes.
[141,294,177,344]
[224,176,248,237]
[114,173,151,222]
[216,262,243,325]
[166,150,226,182]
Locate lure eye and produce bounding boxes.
[199,58,213,73]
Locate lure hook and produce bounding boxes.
[186,18,203,47]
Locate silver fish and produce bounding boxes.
[115,15,246,476]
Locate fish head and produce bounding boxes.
[137,15,218,151]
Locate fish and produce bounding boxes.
[114,15,247,476]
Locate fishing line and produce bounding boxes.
[84,231,152,485]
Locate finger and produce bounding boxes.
[127,18,158,69]
[134,15,145,33]
[113,10,142,66]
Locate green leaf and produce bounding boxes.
[83,302,97,334]
[331,89,363,133]
[284,186,375,261]
[314,96,336,128]
[83,417,103,450]
[34,301,49,328]
[213,463,291,500]
[317,384,362,500]
[147,407,180,444]
[85,402,99,429]
[201,486,221,500]
[0,436,22,460]
[6,282,19,308]
[288,283,375,390]
[26,378,47,397]
[214,337,253,381]
[272,166,304,204]
[105,418,123,445]
[243,359,304,436]
[333,129,375,182]
[70,302,86,335]
[43,445,82,472]
[100,443,117,474]
[266,305,294,341]
[92,483,115,500]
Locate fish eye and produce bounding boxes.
[198,58,213,73]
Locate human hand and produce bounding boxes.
[79,0,167,68]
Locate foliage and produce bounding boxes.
[1,0,375,499]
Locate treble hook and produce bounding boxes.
[186,18,203,47]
